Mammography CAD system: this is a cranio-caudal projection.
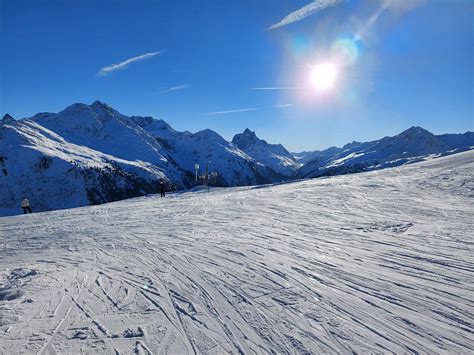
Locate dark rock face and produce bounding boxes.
[1,114,15,124]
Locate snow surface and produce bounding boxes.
[1,151,473,354]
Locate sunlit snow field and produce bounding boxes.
[1,151,473,354]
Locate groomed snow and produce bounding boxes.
[1,151,473,354]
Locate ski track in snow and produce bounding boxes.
[0,151,473,354]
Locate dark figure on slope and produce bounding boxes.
[21,196,32,214]
[160,180,166,197]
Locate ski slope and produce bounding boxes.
[1,151,473,354]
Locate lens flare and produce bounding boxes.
[331,38,359,66]
[310,63,337,91]
[291,35,311,59]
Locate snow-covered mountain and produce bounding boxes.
[0,114,177,216]
[0,102,287,216]
[297,126,474,179]
[31,102,286,187]
[292,146,342,165]
[2,101,473,216]
[232,128,300,177]
[133,120,279,186]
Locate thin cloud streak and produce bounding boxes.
[354,0,390,42]
[355,0,426,42]
[156,84,191,94]
[203,108,260,115]
[251,87,300,90]
[98,51,163,76]
[268,0,343,30]
[273,104,294,108]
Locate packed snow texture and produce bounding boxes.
[0,150,473,354]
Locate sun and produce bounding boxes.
[310,63,337,91]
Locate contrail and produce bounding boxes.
[203,108,260,115]
[268,0,343,30]
[156,84,191,94]
[98,51,163,76]
[272,104,294,108]
[251,87,300,90]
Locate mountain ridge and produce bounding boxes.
[1,101,473,216]
[296,125,474,179]
[232,128,300,177]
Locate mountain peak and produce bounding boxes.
[195,128,223,140]
[232,128,261,149]
[243,128,261,140]
[87,101,122,120]
[59,101,118,117]
[60,102,90,114]
[91,100,111,109]
[342,141,362,150]
[90,100,118,114]
[232,128,298,175]
[2,113,15,124]
[402,126,433,136]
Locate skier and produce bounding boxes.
[160,180,166,197]
[21,196,32,214]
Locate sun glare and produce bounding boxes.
[310,63,337,91]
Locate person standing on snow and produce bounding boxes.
[160,180,166,197]
[21,196,32,214]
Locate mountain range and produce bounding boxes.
[1,101,472,216]
[296,126,474,178]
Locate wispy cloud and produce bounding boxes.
[98,51,163,77]
[156,84,191,94]
[251,86,300,90]
[268,0,344,30]
[355,0,426,42]
[354,1,390,42]
[273,104,294,108]
[203,107,260,116]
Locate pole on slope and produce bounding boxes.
[211,171,218,187]
[206,161,210,193]
[194,164,200,186]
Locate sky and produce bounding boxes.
[1,0,473,151]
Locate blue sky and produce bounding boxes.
[1,0,473,151]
